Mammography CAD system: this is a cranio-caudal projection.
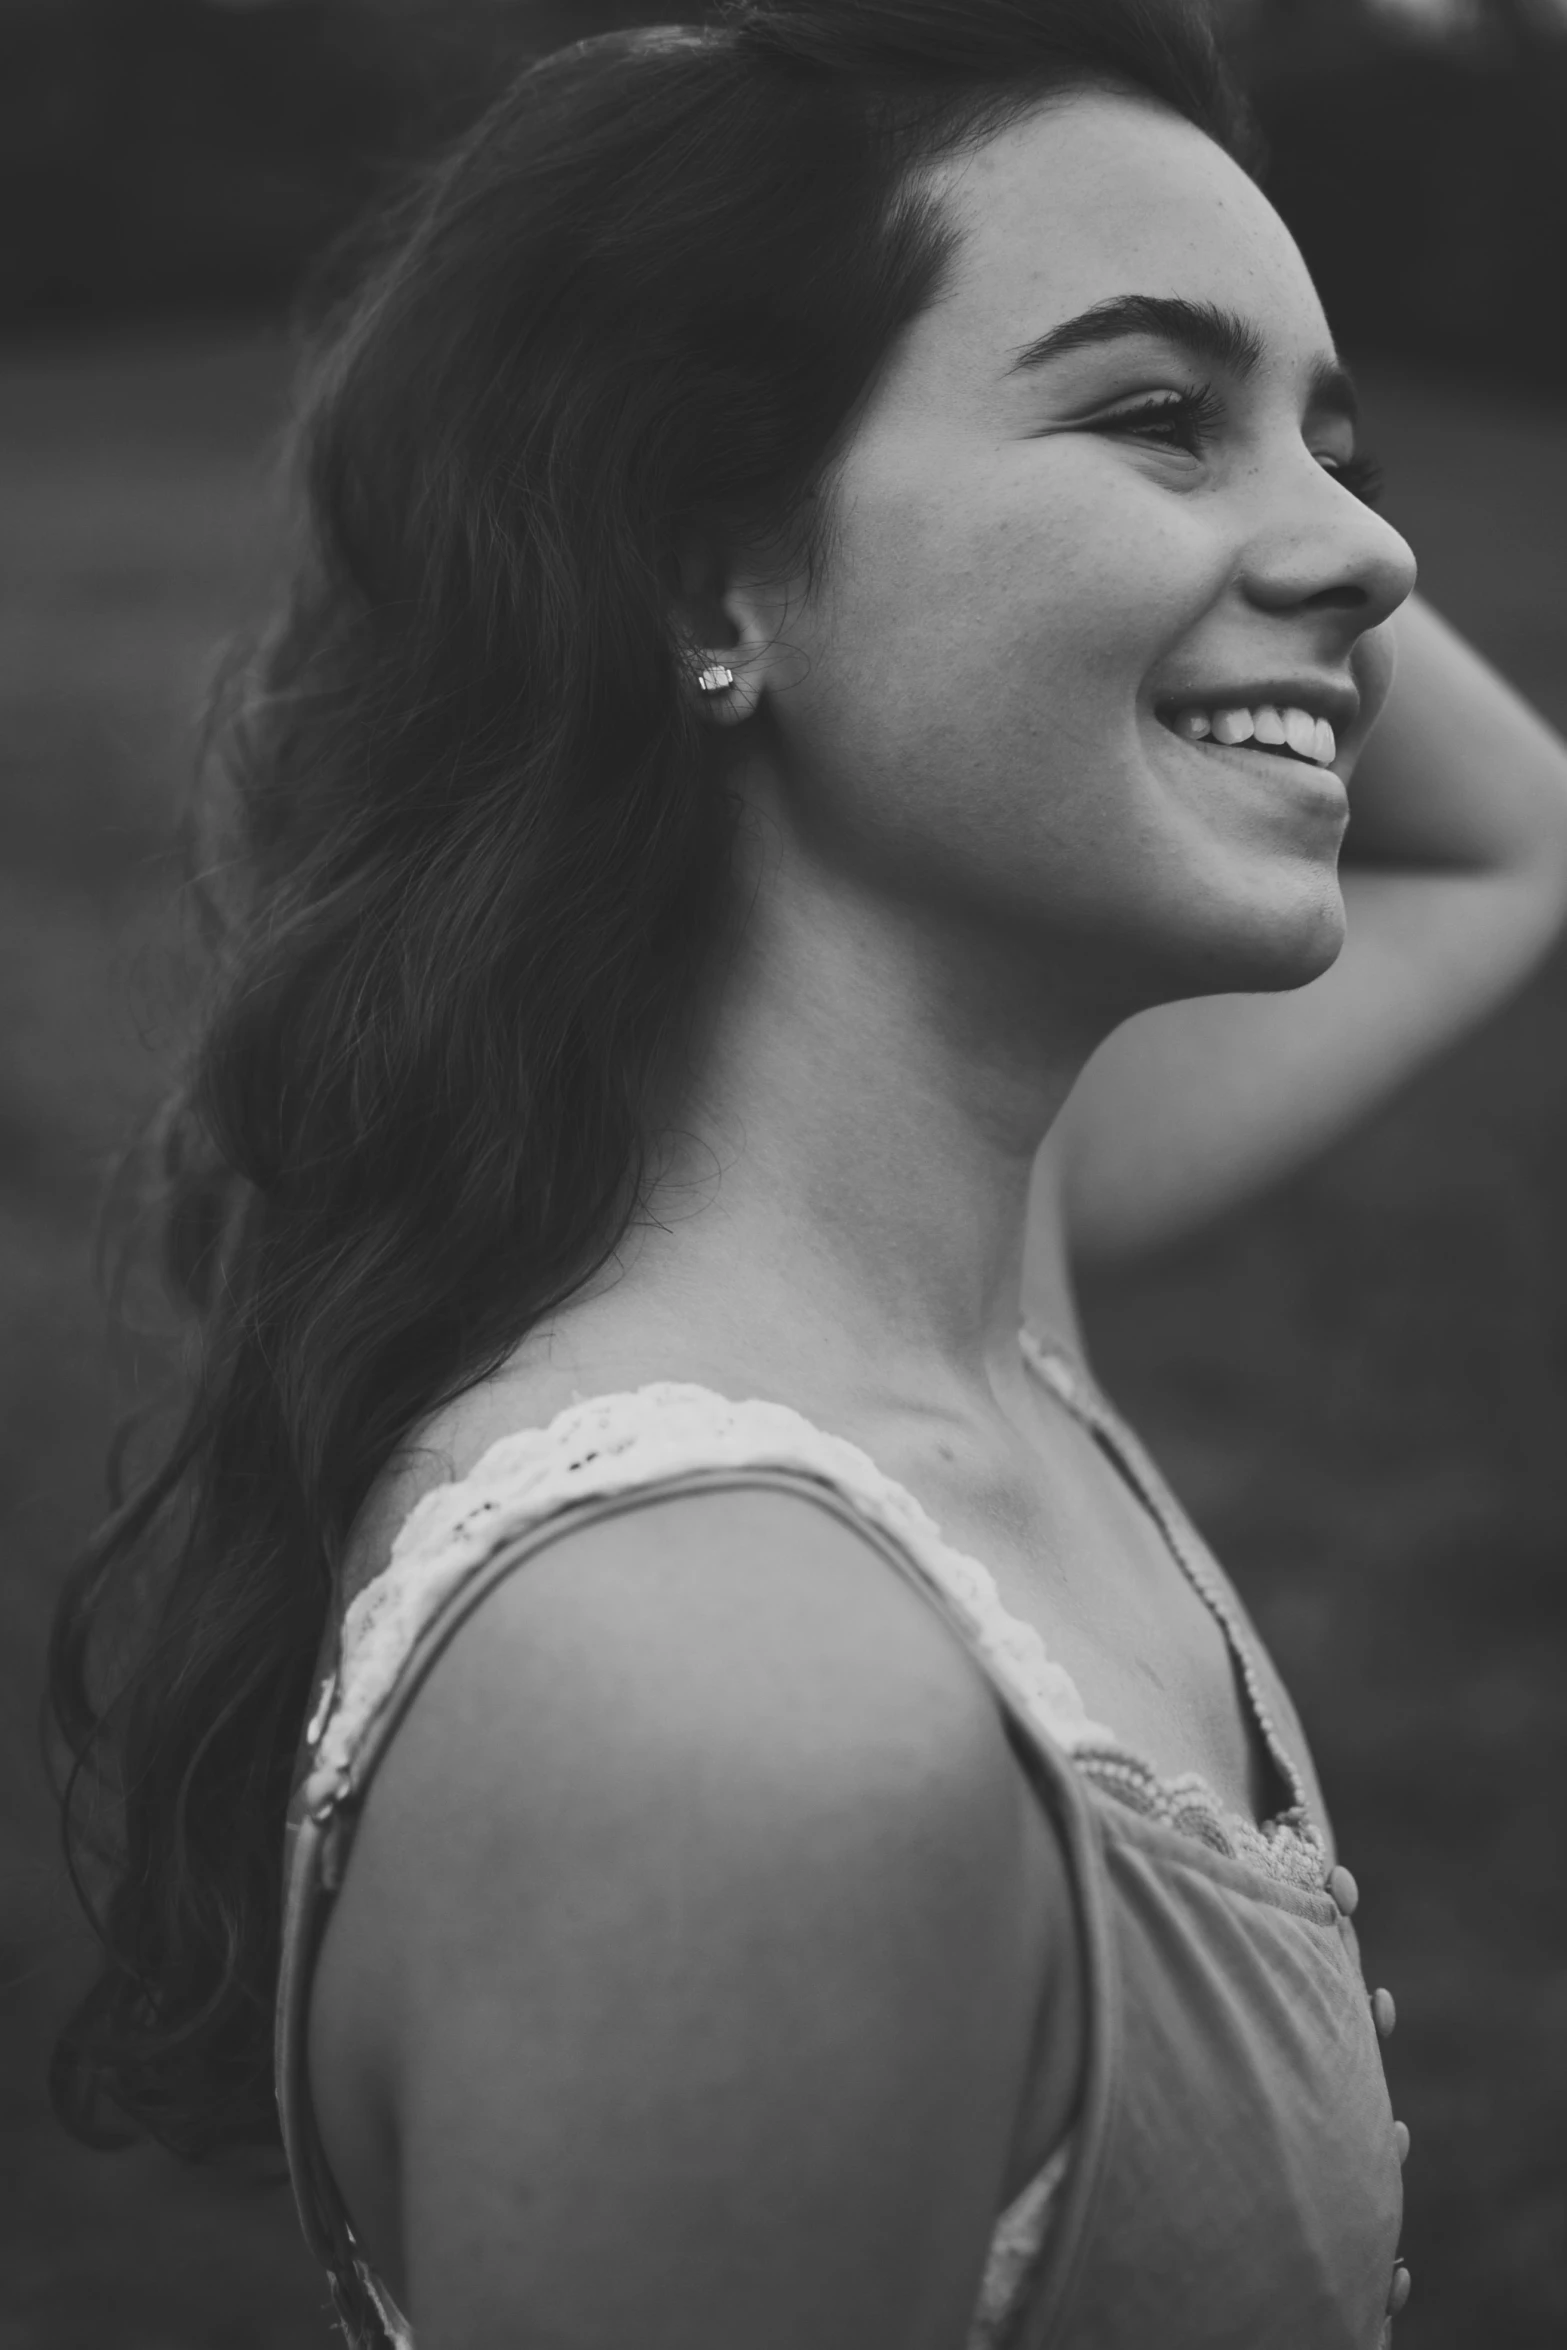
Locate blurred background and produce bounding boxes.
[1,1,1564,2342]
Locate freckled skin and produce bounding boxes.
[722,94,1416,1016]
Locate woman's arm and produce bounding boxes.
[308,1488,1076,2350]
[1048,595,1567,1262]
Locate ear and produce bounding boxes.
[672,530,793,729]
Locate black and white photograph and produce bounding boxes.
[3,4,1566,2345]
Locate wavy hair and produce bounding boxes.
[49,0,1253,2161]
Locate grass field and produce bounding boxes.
[1,329,1565,2347]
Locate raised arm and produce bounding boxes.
[1050,594,1567,1262]
[307,1488,1077,2350]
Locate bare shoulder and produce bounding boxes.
[311,1480,1079,2350]
[323,1481,1057,2012]
[337,1350,600,1604]
[339,1319,792,1603]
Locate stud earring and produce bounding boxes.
[696,662,736,694]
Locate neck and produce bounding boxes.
[617,842,1105,1420]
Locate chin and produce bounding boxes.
[1220,879,1347,993]
[1144,870,1347,1002]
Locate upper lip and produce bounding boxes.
[1153,677,1361,736]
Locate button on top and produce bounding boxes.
[1393,2119,1410,2165]
[1328,1863,1360,1917]
[1387,2263,1412,2315]
[1373,1986,1397,2039]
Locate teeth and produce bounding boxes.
[1284,707,1318,759]
[1171,702,1339,766]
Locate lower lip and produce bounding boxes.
[1161,726,1348,813]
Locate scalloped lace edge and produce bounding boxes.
[309,1378,1118,1786]
[305,1377,1324,1898]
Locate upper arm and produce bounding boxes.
[1051,598,1567,1262]
[1049,864,1557,1260]
[310,1488,1069,2350]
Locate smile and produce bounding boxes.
[1159,703,1337,767]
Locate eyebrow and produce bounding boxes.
[1006,293,1359,424]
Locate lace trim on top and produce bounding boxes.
[1019,1331,1327,1893]
[305,1377,1117,1806]
[304,1346,1326,1898]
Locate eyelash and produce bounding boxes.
[1096,388,1385,508]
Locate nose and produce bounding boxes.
[1239,456,1417,638]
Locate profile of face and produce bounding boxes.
[711,89,1419,1020]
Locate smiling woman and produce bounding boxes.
[47,6,1567,2350]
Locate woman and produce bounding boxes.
[52,5,1567,2347]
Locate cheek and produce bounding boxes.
[820,449,1212,741]
[782,487,1205,905]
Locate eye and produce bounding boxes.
[1087,391,1386,510]
[1090,386,1225,457]
[1317,449,1384,509]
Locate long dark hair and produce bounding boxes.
[49,0,1253,2162]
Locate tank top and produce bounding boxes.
[275,1329,1411,2348]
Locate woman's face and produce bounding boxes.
[736,90,1418,1015]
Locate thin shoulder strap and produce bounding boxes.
[1019,1328,1321,1835]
